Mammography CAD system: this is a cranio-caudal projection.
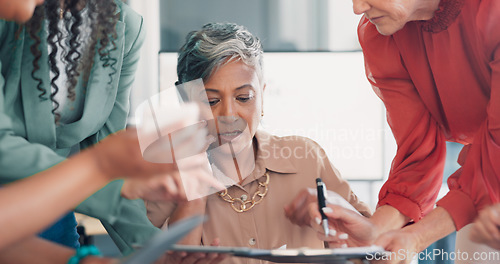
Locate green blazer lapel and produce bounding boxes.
[56,21,125,148]
[20,21,57,148]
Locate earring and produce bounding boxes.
[261,111,264,117]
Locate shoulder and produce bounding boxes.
[475,0,500,55]
[115,1,145,53]
[116,1,143,27]
[0,21,18,46]
[258,131,326,158]
[279,134,323,150]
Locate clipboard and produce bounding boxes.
[170,244,386,263]
[119,215,204,264]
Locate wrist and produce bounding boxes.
[371,205,409,235]
[365,218,382,244]
[403,207,455,251]
[400,225,427,252]
[67,245,101,264]
[87,141,120,182]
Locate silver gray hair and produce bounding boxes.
[176,22,264,85]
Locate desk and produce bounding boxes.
[75,213,107,236]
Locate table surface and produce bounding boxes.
[75,213,108,235]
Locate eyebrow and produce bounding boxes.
[204,84,255,94]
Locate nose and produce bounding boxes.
[352,0,371,15]
[217,101,238,123]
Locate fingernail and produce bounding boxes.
[322,207,333,214]
[341,243,348,248]
[338,233,349,240]
[199,120,208,127]
[315,217,321,225]
[329,229,337,236]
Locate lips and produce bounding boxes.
[368,16,384,23]
[218,130,243,143]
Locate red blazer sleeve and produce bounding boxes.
[436,0,500,229]
[358,17,446,223]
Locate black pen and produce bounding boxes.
[316,178,329,237]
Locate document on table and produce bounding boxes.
[169,244,386,263]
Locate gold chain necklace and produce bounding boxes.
[218,172,270,213]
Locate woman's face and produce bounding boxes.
[202,60,264,156]
[352,0,438,35]
[0,0,45,23]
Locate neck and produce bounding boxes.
[412,0,441,21]
[211,139,257,184]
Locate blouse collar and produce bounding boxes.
[420,0,465,33]
[236,130,298,187]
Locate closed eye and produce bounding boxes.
[208,98,220,106]
[237,95,254,103]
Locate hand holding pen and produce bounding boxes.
[315,178,351,247]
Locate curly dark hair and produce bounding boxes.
[24,0,119,123]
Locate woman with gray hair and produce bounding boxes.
[146,22,371,264]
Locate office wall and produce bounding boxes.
[129,0,364,113]
[158,0,360,52]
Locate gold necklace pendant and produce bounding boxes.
[218,172,270,213]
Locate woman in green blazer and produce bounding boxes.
[0,0,160,254]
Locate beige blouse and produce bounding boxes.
[146,130,371,264]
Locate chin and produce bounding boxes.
[375,24,404,36]
[211,132,253,158]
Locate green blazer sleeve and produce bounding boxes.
[75,3,160,255]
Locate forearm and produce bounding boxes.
[402,206,456,251]
[0,150,109,249]
[370,205,411,237]
[0,237,114,264]
[0,237,74,264]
